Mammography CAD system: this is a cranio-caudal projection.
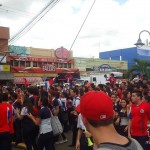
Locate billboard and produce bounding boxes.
[0,65,10,71]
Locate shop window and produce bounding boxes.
[14,60,19,66]
[10,60,13,66]
[20,61,25,67]
[64,63,67,68]
[33,62,38,67]
[59,63,63,68]
[26,61,30,67]
[38,62,42,67]
[43,62,47,65]
[68,63,71,68]
[54,63,58,67]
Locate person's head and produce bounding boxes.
[131,90,142,104]
[70,88,79,97]
[120,99,127,108]
[2,93,8,102]
[23,97,34,114]
[80,91,114,130]
[110,93,117,103]
[39,96,48,107]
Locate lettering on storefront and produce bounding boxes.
[99,64,112,71]
[42,65,56,72]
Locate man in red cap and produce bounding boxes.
[80,91,143,150]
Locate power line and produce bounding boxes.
[0,7,33,17]
[69,0,96,51]
[9,0,60,44]
[2,4,35,15]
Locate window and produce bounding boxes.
[68,63,71,68]
[64,63,67,68]
[59,63,63,68]
[20,61,25,67]
[33,62,38,67]
[38,62,42,67]
[43,62,47,65]
[26,61,30,67]
[14,60,19,66]
[54,63,58,67]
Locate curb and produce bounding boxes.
[12,142,26,149]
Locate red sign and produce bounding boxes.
[42,65,56,72]
[55,47,70,59]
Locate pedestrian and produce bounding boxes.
[80,91,143,150]
[16,96,38,150]
[27,96,55,150]
[0,93,11,150]
[128,90,150,150]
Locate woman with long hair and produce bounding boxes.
[28,96,55,150]
[16,96,38,150]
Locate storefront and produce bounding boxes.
[0,65,14,85]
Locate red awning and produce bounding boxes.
[14,77,43,84]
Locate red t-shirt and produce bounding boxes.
[2,102,14,134]
[0,104,10,133]
[130,101,150,136]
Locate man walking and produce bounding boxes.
[80,91,143,150]
[128,90,150,150]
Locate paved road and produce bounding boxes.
[13,131,75,150]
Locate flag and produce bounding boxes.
[45,81,50,92]
[23,78,29,86]
[49,78,54,85]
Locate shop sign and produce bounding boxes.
[99,64,112,71]
[42,65,56,72]
[0,65,10,71]
[55,47,70,59]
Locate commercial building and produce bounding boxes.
[99,47,150,69]
[8,46,77,84]
[74,57,128,75]
[0,26,14,85]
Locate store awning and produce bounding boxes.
[0,72,14,80]
[14,77,43,84]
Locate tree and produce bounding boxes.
[128,58,150,78]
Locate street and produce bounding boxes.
[12,131,75,150]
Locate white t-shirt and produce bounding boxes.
[77,113,86,130]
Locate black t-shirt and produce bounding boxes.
[38,107,51,119]
[53,98,59,107]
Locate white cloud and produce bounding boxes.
[0,0,150,58]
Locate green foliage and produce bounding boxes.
[128,58,150,78]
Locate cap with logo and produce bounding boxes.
[80,91,114,121]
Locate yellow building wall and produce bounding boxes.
[74,57,128,72]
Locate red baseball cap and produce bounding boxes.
[80,91,113,121]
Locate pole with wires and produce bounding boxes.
[9,0,60,45]
[69,0,96,51]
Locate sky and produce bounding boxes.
[0,0,150,58]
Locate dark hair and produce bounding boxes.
[12,93,18,99]
[131,90,143,99]
[87,117,114,128]
[27,87,34,94]
[71,88,79,95]
[2,93,8,102]
[41,96,48,107]
[23,97,34,115]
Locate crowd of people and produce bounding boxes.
[0,76,150,150]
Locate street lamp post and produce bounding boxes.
[134,30,150,48]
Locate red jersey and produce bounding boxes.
[130,101,150,136]
[0,104,10,133]
[2,102,14,134]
